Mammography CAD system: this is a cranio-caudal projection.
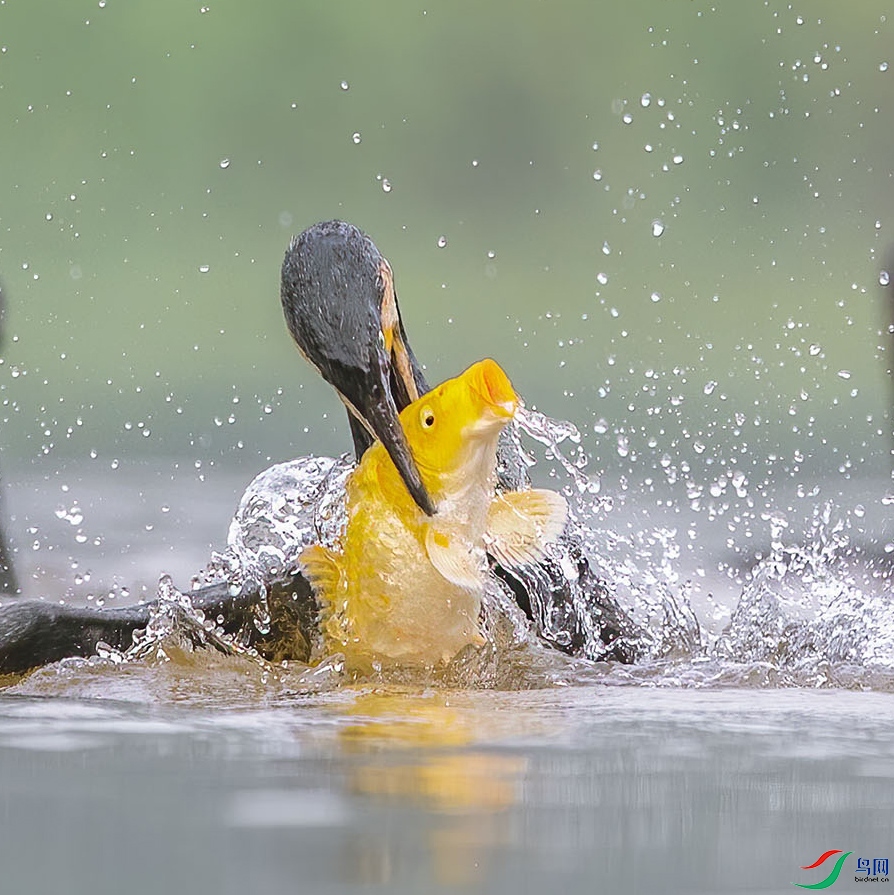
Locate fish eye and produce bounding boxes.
[420,406,435,429]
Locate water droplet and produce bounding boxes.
[592,169,603,181]
[640,92,652,108]
[853,504,866,518]
[591,141,599,151]
[622,113,633,125]
[880,62,889,72]
[809,343,822,356]
[602,241,611,255]
[650,291,662,303]
[880,270,890,286]
[837,370,852,380]
[703,380,717,396]
[752,196,760,205]
[596,272,608,285]
[45,213,53,222]
[339,80,349,91]
[436,235,448,248]
[672,154,684,165]
[219,158,230,169]
[198,264,210,273]
[351,132,362,144]
[651,219,665,237]
[381,178,392,193]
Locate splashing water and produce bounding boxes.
[514,404,603,501]
[226,455,351,585]
[504,407,894,689]
[124,573,247,664]
[67,400,893,693]
[713,502,894,685]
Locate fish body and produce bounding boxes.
[300,359,567,673]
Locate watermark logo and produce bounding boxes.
[794,852,890,888]
[794,851,852,889]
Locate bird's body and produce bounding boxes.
[300,359,567,673]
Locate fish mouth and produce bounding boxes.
[471,358,518,420]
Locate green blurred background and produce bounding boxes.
[1,0,892,488]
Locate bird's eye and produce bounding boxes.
[420,407,435,429]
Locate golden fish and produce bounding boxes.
[299,358,567,673]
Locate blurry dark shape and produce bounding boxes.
[0,281,18,596]
[886,252,894,450]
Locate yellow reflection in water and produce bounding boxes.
[336,690,528,887]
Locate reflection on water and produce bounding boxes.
[0,686,890,895]
[339,693,528,888]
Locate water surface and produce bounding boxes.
[0,684,890,895]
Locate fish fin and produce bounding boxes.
[424,527,482,591]
[298,544,342,607]
[485,489,568,570]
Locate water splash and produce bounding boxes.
[514,404,601,499]
[47,410,892,694]
[713,502,894,683]
[221,455,351,589]
[126,573,245,664]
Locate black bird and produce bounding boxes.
[0,221,642,674]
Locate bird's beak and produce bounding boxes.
[347,258,436,516]
[344,376,436,517]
